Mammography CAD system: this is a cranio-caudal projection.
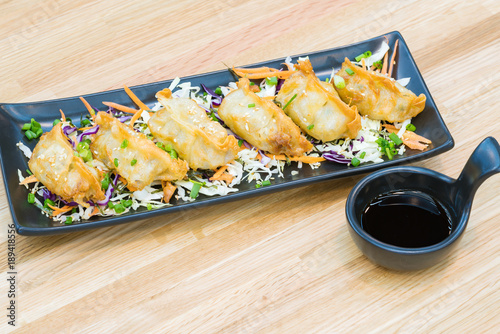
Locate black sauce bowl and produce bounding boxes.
[345,137,500,271]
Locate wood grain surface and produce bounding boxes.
[1,0,499,333]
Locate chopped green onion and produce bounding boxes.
[169,149,178,160]
[249,82,255,86]
[79,150,93,162]
[333,75,346,89]
[81,119,91,126]
[389,133,403,146]
[26,169,32,175]
[113,203,125,213]
[373,60,383,69]
[248,103,255,108]
[22,123,31,131]
[261,180,271,186]
[71,207,77,214]
[325,77,330,82]
[265,77,278,86]
[30,118,41,130]
[121,139,129,149]
[345,68,355,76]
[190,182,202,199]
[43,199,55,210]
[53,119,61,126]
[25,130,36,140]
[355,51,372,62]
[307,124,314,130]
[130,159,137,166]
[215,87,222,95]
[238,139,244,147]
[385,147,394,160]
[359,151,366,159]
[121,199,133,208]
[156,142,164,150]
[406,124,416,132]
[147,203,152,210]
[351,157,360,167]
[114,158,119,167]
[283,94,297,110]
[209,111,218,122]
[255,184,261,188]
[27,193,35,204]
[107,202,114,209]
[101,173,110,190]
[34,127,43,137]
[65,217,73,225]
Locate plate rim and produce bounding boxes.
[0,31,455,235]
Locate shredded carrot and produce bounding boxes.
[129,109,142,128]
[78,126,95,131]
[233,66,278,74]
[19,175,38,185]
[123,85,149,111]
[47,204,73,216]
[79,97,96,120]
[210,172,234,184]
[59,109,66,122]
[361,58,367,71]
[211,165,228,179]
[383,124,431,150]
[383,124,431,143]
[102,102,139,114]
[89,206,100,217]
[119,176,128,186]
[271,155,326,163]
[211,172,234,184]
[387,39,399,78]
[381,51,389,75]
[250,85,261,93]
[162,181,176,203]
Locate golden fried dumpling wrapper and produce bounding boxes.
[149,89,240,170]
[335,58,426,122]
[28,123,105,206]
[91,112,188,191]
[218,78,312,156]
[275,59,361,141]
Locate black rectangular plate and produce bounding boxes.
[0,31,454,235]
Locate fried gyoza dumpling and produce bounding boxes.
[91,112,188,191]
[28,123,105,206]
[335,58,426,122]
[148,89,240,170]
[275,59,361,141]
[218,78,312,156]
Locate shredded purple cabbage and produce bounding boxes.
[118,116,132,123]
[276,79,285,93]
[96,174,120,206]
[42,189,56,201]
[322,151,351,164]
[76,125,99,143]
[62,125,77,136]
[201,84,222,106]
[60,198,79,206]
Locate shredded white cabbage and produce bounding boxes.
[16,142,32,158]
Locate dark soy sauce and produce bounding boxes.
[361,190,452,248]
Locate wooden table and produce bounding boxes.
[1,1,499,333]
